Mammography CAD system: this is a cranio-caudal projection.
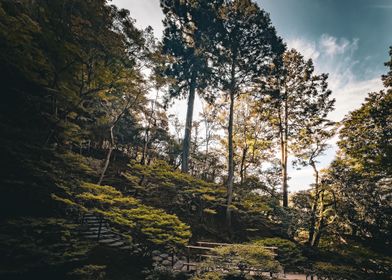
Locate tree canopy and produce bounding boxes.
[0,0,390,279]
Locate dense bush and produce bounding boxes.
[251,238,307,272]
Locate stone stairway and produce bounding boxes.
[78,212,134,251]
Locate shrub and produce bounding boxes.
[251,238,306,271]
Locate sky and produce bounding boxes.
[111,0,391,191]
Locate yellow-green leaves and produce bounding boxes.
[68,182,191,248]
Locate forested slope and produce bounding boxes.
[0,1,390,279]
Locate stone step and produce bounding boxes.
[99,238,123,244]
[82,216,102,221]
[108,241,125,247]
[80,227,111,233]
[85,227,111,232]
[82,222,109,227]
[82,218,101,222]
[83,215,100,219]
[82,232,117,239]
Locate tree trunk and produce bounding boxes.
[226,90,235,231]
[308,160,319,246]
[280,141,288,207]
[140,127,149,165]
[311,190,325,247]
[281,97,289,207]
[181,76,196,173]
[98,126,114,185]
[141,90,159,165]
[203,121,211,180]
[239,145,248,185]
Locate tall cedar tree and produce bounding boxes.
[161,0,216,172]
[211,0,285,229]
[262,49,334,207]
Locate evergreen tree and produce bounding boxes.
[262,49,334,207]
[160,0,217,172]
[210,0,284,228]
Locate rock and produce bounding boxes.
[152,250,161,256]
[173,260,184,270]
[152,256,162,262]
[161,260,172,266]
[181,265,189,272]
[160,253,169,259]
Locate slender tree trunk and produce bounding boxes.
[239,145,248,185]
[140,128,149,165]
[96,93,140,185]
[203,113,211,180]
[281,97,289,207]
[308,160,319,246]
[181,76,196,173]
[226,90,235,231]
[98,126,114,185]
[311,190,325,247]
[203,134,210,180]
[226,49,237,235]
[141,90,159,165]
[280,139,288,207]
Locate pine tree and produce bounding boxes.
[211,0,284,229]
[160,0,217,172]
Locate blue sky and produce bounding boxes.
[111,0,391,191]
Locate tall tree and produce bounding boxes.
[211,0,285,229]
[160,0,216,172]
[262,49,334,207]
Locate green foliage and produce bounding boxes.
[68,265,107,280]
[65,183,192,249]
[0,0,390,277]
[191,271,224,280]
[251,238,306,271]
[196,244,281,276]
[144,267,190,280]
[338,90,392,175]
[326,91,392,246]
[312,262,361,280]
[123,160,226,232]
[316,241,392,279]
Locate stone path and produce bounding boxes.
[79,212,136,251]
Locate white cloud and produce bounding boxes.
[330,77,383,121]
[319,34,358,56]
[288,38,320,60]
